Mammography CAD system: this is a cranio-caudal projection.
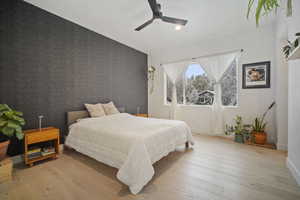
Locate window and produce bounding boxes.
[184,64,214,105]
[165,60,237,106]
[221,60,237,106]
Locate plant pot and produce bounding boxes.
[0,140,10,161]
[234,134,244,143]
[253,132,267,145]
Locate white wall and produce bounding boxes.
[287,0,300,185]
[275,12,289,150]
[148,25,277,143]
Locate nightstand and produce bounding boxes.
[134,114,149,118]
[24,127,60,167]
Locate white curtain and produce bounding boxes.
[163,61,189,119]
[196,52,240,135]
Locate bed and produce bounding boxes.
[65,111,194,194]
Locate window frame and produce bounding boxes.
[164,59,239,107]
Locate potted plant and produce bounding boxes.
[225,116,251,143]
[252,117,267,144]
[0,104,25,160]
[251,101,275,145]
[282,33,300,58]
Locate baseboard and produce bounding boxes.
[277,143,288,151]
[287,157,300,185]
[192,131,224,136]
[10,144,65,165]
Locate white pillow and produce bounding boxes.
[102,102,120,115]
[84,103,106,118]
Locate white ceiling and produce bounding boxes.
[25,0,275,54]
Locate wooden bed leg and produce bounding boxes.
[185,142,189,149]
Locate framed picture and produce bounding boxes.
[242,61,270,89]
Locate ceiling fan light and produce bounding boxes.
[175,25,182,30]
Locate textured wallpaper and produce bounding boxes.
[0,0,148,155]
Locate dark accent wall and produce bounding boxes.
[0,0,148,155]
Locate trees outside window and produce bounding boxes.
[184,64,214,105]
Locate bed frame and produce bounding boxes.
[67,110,89,126]
[66,110,190,148]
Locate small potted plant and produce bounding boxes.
[283,33,300,58]
[0,104,25,160]
[225,116,251,143]
[252,117,267,144]
[251,101,275,145]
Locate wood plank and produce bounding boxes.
[245,141,276,149]
[0,158,12,183]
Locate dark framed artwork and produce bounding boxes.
[242,61,271,89]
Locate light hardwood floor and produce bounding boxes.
[1,135,300,200]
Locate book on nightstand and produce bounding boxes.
[41,147,55,156]
[27,148,42,159]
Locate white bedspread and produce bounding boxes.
[65,113,194,194]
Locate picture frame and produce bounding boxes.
[242,61,270,89]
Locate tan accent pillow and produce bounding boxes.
[102,102,120,115]
[84,103,106,118]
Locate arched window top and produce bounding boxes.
[185,63,207,78]
[165,61,237,106]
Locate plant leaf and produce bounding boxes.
[7,120,21,129]
[0,104,10,112]
[256,0,267,26]
[0,120,7,127]
[15,131,24,140]
[247,0,255,19]
[287,0,292,17]
[2,126,14,137]
[13,111,23,117]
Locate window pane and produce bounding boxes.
[221,60,237,106]
[166,76,183,104]
[185,64,214,105]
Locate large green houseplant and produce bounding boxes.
[0,104,25,160]
[247,0,293,26]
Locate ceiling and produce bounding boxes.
[25,0,275,54]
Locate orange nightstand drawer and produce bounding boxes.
[26,128,59,144]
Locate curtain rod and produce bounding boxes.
[160,49,244,66]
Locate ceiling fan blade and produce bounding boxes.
[135,18,154,31]
[148,0,160,15]
[161,16,188,26]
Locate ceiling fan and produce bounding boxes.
[135,0,188,31]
